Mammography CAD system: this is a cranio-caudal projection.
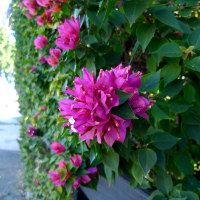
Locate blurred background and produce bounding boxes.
[0,0,20,151]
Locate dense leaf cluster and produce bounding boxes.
[11,0,200,199]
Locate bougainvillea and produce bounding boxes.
[11,0,200,199]
[49,161,71,186]
[58,65,150,146]
[26,126,38,138]
[34,35,48,49]
[55,15,80,50]
[51,141,65,154]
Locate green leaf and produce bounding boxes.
[183,84,195,103]
[147,55,157,72]
[169,98,191,113]
[102,148,119,173]
[111,102,137,119]
[138,148,157,173]
[184,57,200,72]
[136,23,156,52]
[87,6,105,25]
[173,152,193,175]
[129,40,140,64]
[61,3,70,15]
[123,0,148,26]
[188,28,200,50]
[131,155,145,184]
[154,42,182,58]
[76,47,86,59]
[140,70,160,92]
[156,169,173,195]
[115,89,132,105]
[98,0,106,15]
[103,0,118,22]
[148,190,166,200]
[104,164,113,185]
[65,181,72,196]
[149,6,182,32]
[152,131,180,150]
[161,62,181,86]
[151,99,170,120]
[159,79,184,97]
[186,125,200,144]
[109,10,127,26]
[180,191,199,200]
[83,35,98,45]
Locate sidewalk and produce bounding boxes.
[0,118,25,200]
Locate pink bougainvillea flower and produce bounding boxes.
[36,15,46,26]
[51,141,65,154]
[47,48,61,66]
[43,9,52,23]
[58,65,151,147]
[24,12,33,19]
[36,180,40,186]
[72,175,91,189]
[31,65,36,72]
[46,56,59,66]
[72,177,81,189]
[23,0,37,15]
[49,160,71,186]
[18,2,23,7]
[36,10,52,26]
[87,167,98,177]
[34,112,40,118]
[55,15,80,50]
[50,4,61,12]
[34,35,48,49]
[41,105,47,110]
[39,56,47,64]
[58,160,67,169]
[70,154,82,167]
[26,126,38,138]
[72,167,98,189]
[49,48,61,59]
[36,0,53,7]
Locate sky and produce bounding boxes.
[0,0,20,120]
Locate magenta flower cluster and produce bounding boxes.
[72,167,98,189]
[49,160,71,186]
[55,15,80,50]
[26,126,38,138]
[58,64,150,147]
[49,150,98,188]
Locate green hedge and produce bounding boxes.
[11,0,200,199]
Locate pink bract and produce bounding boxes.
[34,35,48,49]
[39,56,47,64]
[23,0,37,15]
[55,15,80,50]
[31,65,36,72]
[47,56,59,66]
[26,126,38,138]
[36,15,45,26]
[50,4,61,12]
[49,160,71,186]
[49,48,61,59]
[70,154,82,167]
[58,65,150,147]
[51,141,65,154]
[36,0,53,7]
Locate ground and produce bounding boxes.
[0,118,25,200]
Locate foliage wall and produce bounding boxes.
[11,0,200,199]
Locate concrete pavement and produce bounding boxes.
[0,118,25,200]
